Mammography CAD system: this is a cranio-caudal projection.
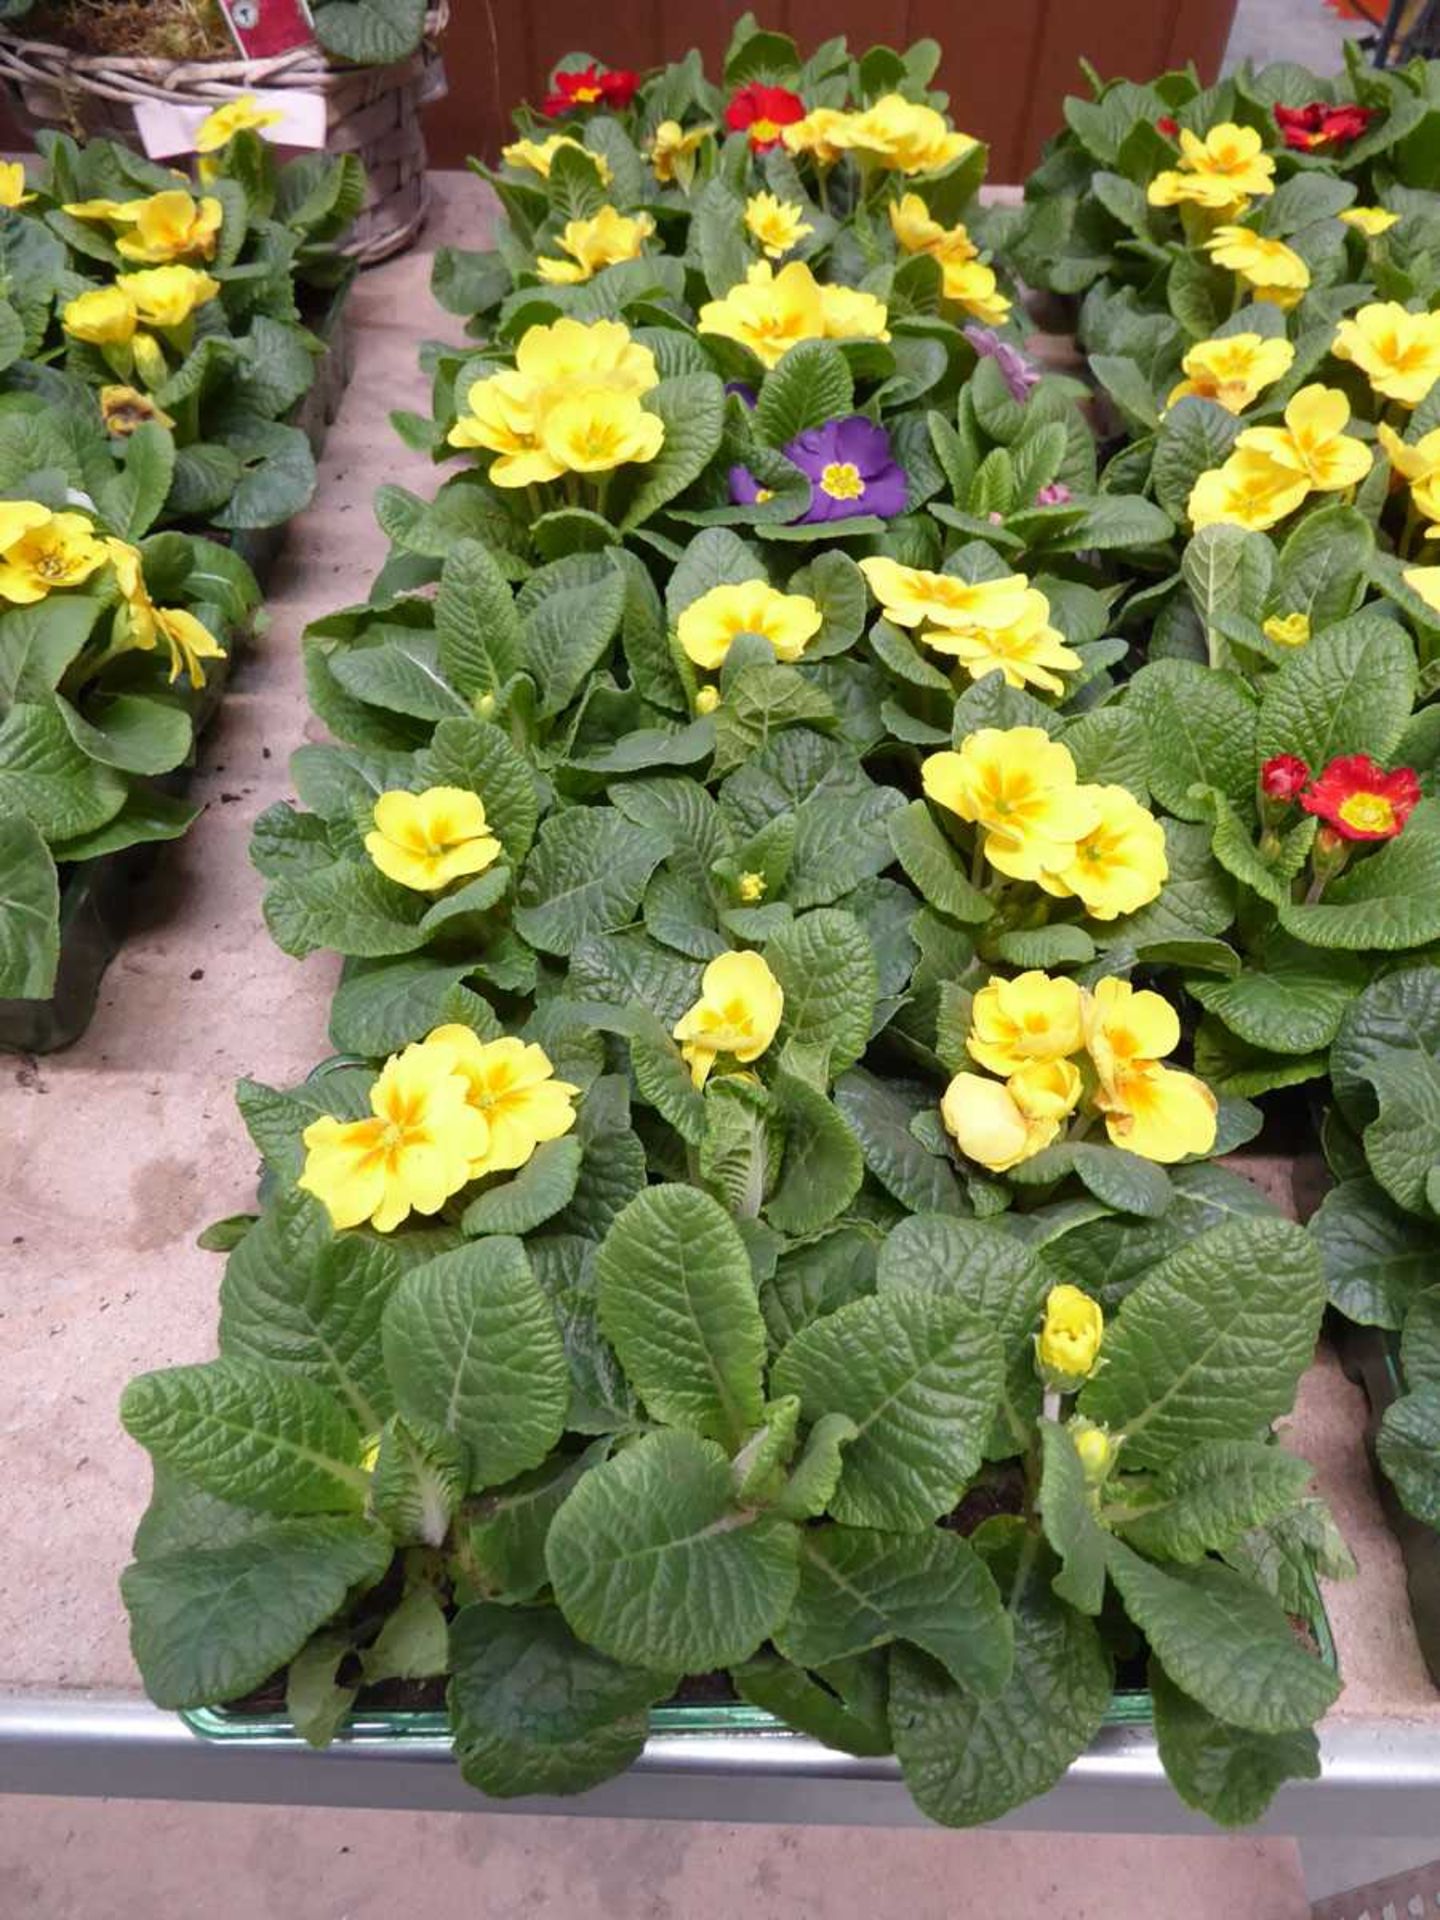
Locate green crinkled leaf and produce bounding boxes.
[834,1068,967,1215]
[1280,802,1440,951]
[1378,1381,1440,1528]
[889,1524,1113,1829]
[520,554,626,720]
[617,375,726,531]
[887,799,994,924]
[774,1411,859,1520]
[1107,1538,1338,1733]
[1096,817,1236,951]
[462,1442,609,1604]
[461,1135,584,1238]
[514,807,671,956]
[767,907,877,1075]
[448,1601,674,1799]
[1153,396,1240,524]
[766,1070,864,1236]
[57,692,194,779]
[545,1428,801,1671]
[1118,1441,1314,1564]
[1196,788,1315,910]
[1151,1662,1321,1828]
[1310,1175,1438,1328]
[755,340,854,448]
[1187,932,1365,1056]
[263,860,426,960]
[1274,504,1373,633]
[731,1651,891,1756]
[776,1525,1013,1695]
[1256,612,1416,772]
[434,540,523,702]
[121,1517,392,1712]
[328,956,476,1055]
[1355,1045,1440,1215]
[595,1183,766,1448]
[771,1284,1003,1528]
[0,700,127,842]
[120,1357,369,1516]
[1125,660,1257,822]
[380,1238,569,1491]
[0,596,102,708]
[1006,1141,1173,1218]
[330,633,468,722]
[0,806,57,998]
[369,1415,468,1550]
[1037,1418,1109,1615]
[1078,1217,1324,1471]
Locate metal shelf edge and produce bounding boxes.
[1,1694,1437,1834]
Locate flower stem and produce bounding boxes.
[969,835,987,889]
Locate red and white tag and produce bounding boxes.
[214,0,316,60]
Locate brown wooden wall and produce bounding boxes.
[424,0,1239,183]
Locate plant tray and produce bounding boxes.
[179,1557,1337,1763]
[0,271,356,1055]
[1335,1320,1440,1691]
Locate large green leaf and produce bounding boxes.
[755,340,855,448]
[1151,1664,1320,1828]
[520,555,626,720]
[766,908,877,1074]
[1037,1418,1109,1615]
[1118,1441,1313,1564]
[1273,504,1373,632]
[1187,932,1364,1056]
[0,806,57,997]
[617,375,726,531]
[0,700,127,841]
[1257,613,1415,772]
[448,1601,674,1798]
[330,633,468,723]
[312,0,426,63]
[772,1284,1002,1527]
[434,539,523,700]
[1125,660,1257,821]
[120,1358,369,1515]
[327,955,477,1055]
[462,1136,584,1238]
[732,1651,891,1756]
[886,799,993,923]
[1107,1539,1339,1732]
[834,1068,967,1215]
[1310,1176,1438,1328]
[263,860,426,960]
[514,808,671,956]
[1360,1046,1440,1214]
[775,1525,1013,1695]
[766,1070,864,1236]
[96,420,175,539]
[889,1524,1113,1828]
[1378,1382,1440,1528]
[1078,1218,1323,1471]
[121,1517,392,1711]
[595,1183,766,1448]
[57,692,193,777]
[380,1238,569,1490]
[0,597,101,708]
[1280,802,1440,951]
[545,1429,801,1670]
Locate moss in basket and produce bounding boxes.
[19,0,231,59]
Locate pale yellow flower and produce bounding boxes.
[677,580,822,670]
[1235,383,1372,492]
[1188,446,1310,531]
[194,93,283,153]
[1166,332,1295,414]
[967,971,1084,1077]
[672,950,785,1088]
[745,191,814,261]
[365,788,503,892]
[1205,226,1310,307]
[922,728,1098,883]
[1332,301,1440,409]
[536,206,655,285]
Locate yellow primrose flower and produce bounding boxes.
[1205,226,1310,308]
[1332,301,1440,410]
[745,192,814,261]
[697,261,889,369]
[195,93,283,153]
[62,284,138,346]
[365,788,503,893]
[676,579,823,670]
[152,606,227,687]
[921,728,1098,883]
[966,970,1084,1076]
[501,134,612,184]
[1263,611,1311,647]
[1009,1056,1083,1124]
[1165,332,1295,414]
[1235,383,1372,492]
[448,369,565,487]
[1403,565,1440,610]
[922,589,1081,696]
[423,1026,580,1179]
[1147,169,1251,216]
[781,107,851,168]
[1379,421,1440,530]
[535,206,655,284]
[1038,783,1169,921]
[888,193,977,265]
[1082,976,1180,1087]
[298,1041,491,1234]
[829,95,976,175]
[1036,1284,1104,1386]
[1341,206,1399,238]
[738,871,767,902]
[113,190,224,265]
[672,949,785,1088]
[0,509,108,604]
[514,315,658,395]
[539,385,665,473]
[858,555,1033,633]
[0,162,32,208]
[1098,1061,1218,1163]
[1188,446,1310,532]
[648,119,713,186]
[941,1070,1058,1172]
[818,278,891,344]
[116,264,221,329]
[1178,122,1276,198]
[940,258,1011,325]
[63,197,145,222]
[99,385,176,437]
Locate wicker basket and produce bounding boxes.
[0,0,448,265]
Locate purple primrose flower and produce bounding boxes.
[729,414,908,524]
[724,381,759,408]
[1034,482,1072,506]
[963,324,1041,403]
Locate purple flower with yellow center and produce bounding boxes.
[730,414,908,524]
[964,324,1040,403]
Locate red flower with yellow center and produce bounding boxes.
[1274,101,1375,152]
[725,83,806,150]
[1300,753,1421,841]
[542,64,640,117]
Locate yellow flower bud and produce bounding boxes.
[1036,1283,1104,1389]
[1068,1418,1120,1486]
[737,871,767,903]
[695,685,720,715]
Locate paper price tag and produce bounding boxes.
[132,89,328,160]
[216,0,316,59]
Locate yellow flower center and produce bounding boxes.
[751,118,780,143]
[573,84,603,102]
[754,487,774,503]
[1338,791,1394,834]
[820,461,865,501]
